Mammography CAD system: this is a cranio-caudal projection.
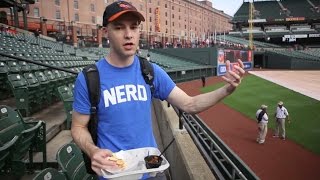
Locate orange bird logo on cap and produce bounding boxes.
[118,3,132,9]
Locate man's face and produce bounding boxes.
[105,14,140,59]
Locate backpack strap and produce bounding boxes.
[82,64,100,175]
[138,56,155,95]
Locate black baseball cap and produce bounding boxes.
[102,1,145,27]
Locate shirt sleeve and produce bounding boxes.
[152,64,176,100]
[72,72,91,115]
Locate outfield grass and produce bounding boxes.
[201,74,320,155]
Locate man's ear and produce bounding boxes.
[103,27,109,38]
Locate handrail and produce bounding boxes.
[173,106,259,180]
[0,52,78,75]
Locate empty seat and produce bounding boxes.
[57,86,74,129]
[32,168,67,180]
[57,143,97,180]
[0,105,46,176]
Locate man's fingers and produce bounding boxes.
[233,65,245,76]
[237,59,244,69]
[228,70,241,81]
[225,60,231,71]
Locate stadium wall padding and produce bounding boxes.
[264,51,320,69]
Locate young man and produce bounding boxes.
[273,101,290,140]
[71,1,245,178]
[256,105,268,144]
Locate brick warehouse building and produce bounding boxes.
[0,0,232,47]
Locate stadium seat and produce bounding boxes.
[32,168,67,180]
[57,86,74,129]
[0,105,46,176]
[7,74,34,116]
[0,136,19,171]
[0,61,10,99]
[34,71,53,104]
[56,143,97,180]
[7,60,22,73]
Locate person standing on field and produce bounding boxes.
[273,101,290,140]
[256,105,268,144]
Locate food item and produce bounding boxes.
[107,154,126,169]
[144,155,163,169]
[148,156,159,163]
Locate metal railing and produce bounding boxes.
[174,107,259,180]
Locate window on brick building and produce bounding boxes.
[55,0,60,6]
[56,10,61,19]
[75,13,79,21]
[33,8,39,17]
[74,0,79,9]
[91,4,95,12]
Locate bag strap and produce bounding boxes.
[138,56,155,95]
[83,64,100,144]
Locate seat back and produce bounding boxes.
[57,143,96,180]
[0,136,19,170]
[0,61,9,74]
[32,168,67,180]
[34,71,49,84]
[57,86,73,100]
[23,72,40,87]
[0,105,25,144]
[7,60,21,73]
[7,74,28,88]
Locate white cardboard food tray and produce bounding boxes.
[101,147,170,180]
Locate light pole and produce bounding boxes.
[145,0,149,48]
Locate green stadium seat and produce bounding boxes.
[32,168,67,180]
[7,60,22,73]
[0,136,19,171]
[23,72,42,111]
[0,105,46,176]
[7,74,32,116]
[34,71,54,104]
[0,61,10,99]
[19,61,31,72]
[57,143,97,180]
[44,70,59,99]
[57,86,74,129]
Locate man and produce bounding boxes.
[273,101,290,140]
[201,76,206,87]
[256,105,268,144]
[71,1,245,178]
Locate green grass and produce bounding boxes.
[201,75,320,154]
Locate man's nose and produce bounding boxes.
[124,28,133,39]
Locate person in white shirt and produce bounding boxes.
[273,101,290,140]
[256,104,268,144]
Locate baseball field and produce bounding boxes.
[201,74,320,154]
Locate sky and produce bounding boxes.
[211,0,243,16]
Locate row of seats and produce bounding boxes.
[233,0,319,22]
[6,71,75,116]
[0,105,46,177]
[269,49,320,61]
[218,35,281,48]
[149,52,205,71]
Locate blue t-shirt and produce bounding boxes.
[73,56,175,153]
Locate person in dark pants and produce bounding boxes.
[201,76,206,87]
